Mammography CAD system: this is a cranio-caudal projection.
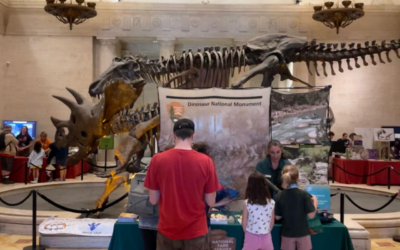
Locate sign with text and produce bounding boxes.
[158,87,271,197]
[305,184,331,211]
[99,135,114,150]
[39,218,116,236]
[210,230,236,250]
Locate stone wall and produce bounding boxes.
[0,1,400,144]
[0,36,93,138]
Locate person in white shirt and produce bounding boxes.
[242,172,275,250]
[28,141,45,184]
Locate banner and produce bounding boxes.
[283,146,330,189]
[271,88,330,145]
[305,184,331,211]
[159,87,271,196]
[39,218,116,236]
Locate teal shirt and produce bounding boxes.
[255,156,291,195]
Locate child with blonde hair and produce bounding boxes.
[242,172,275,250]
[275,165,318,250]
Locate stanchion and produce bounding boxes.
[332,163,335,183]
[23,190,45,250]
[388,166,391,190]
[24,162,28,185]
[340,192,344,224]
[104,149,107,172]
[81,160,84,181]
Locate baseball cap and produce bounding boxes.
[173,118,195,132]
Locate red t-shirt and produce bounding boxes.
[144,149,220,240]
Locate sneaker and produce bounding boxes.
[30,180,38,184]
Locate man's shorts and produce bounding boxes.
[0,156,14,172]
[157,232,207,250]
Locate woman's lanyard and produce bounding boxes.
[288,184,298,189]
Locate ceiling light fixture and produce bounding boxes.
[44,0,97,30]
[313,1,364,34]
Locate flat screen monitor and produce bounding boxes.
[2,120,37,139]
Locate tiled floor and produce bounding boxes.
[0,234,104,250]
[372,239,400,249]
[0,236,398,250]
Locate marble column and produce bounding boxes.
[157,37,176,59]
[94,37,122,166]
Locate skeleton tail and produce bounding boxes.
[289,40,400,77]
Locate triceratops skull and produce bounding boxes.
[51,80,140,165]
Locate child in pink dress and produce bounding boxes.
[242,172,275,250]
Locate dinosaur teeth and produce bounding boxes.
[372,40,376,46]
[341,43,346,49]
[333,43,338,50]
[346,59,353,70]
[349,43,355,49]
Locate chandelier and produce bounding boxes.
[45,0,97,30]
[313,1,365,34]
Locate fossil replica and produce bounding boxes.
[52,34,400,211]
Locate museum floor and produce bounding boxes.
[0,174,399,249]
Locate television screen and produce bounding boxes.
[3,120,37,139]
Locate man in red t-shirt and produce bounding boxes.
[144,118,220,250]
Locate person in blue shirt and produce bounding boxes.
[255,140,290,198]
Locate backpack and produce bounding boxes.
[126,173,159,217]
[0,133,7,151]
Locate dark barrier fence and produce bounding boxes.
[0,189,129,250]
[332,163,398,190]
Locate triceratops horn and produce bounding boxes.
[66,87,86,105]
[53,95,79,113]
[50,116,69,128]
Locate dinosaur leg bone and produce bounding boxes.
[95,172,130,210]
[231,55,280,88]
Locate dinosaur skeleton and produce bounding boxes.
[51,34,400,212]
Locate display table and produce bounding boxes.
[0,155,91,183]
[108,220,354,250]
[366,160,400,185]
[333,158,368,184]
[333,158,400,186]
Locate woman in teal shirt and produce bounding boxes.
[255,140,290,197]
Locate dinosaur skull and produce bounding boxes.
[51,80,140,165]
[89,56,149,98]
[244,34,307,64]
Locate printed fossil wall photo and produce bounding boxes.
[271,87,331,145]
[283,146,330,189]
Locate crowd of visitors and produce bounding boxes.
[0,126,69,184]
[141,119,317,250]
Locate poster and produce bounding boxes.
[39,218,116,236]
[271,88,330,145]
[305,184,331,211]
[99,135,114,150]
[159,87,271,196]
[374,128,395,142]
[283,146,330,189]
[355,128,374,149]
